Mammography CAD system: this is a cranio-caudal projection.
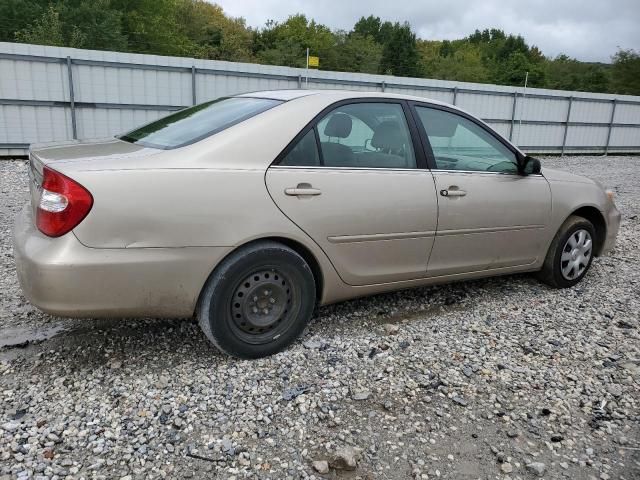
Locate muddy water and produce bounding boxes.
[0,324,68,348]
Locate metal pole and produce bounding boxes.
[604,99,617,156]
[66,56,77,140]
[452,87,458,105]
[561,96,573,156]
[515,71,529,145]
[305,47,309,88]
[381,81,386,92]
[509,91,518,141]
[298,74,302,89]
[191,65,196,105]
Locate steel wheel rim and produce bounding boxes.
[560,229,592,280]
[230,269,294,344]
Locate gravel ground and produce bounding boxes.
[0,156,638,480]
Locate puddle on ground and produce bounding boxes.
[376,301,466,325]
[0,323,70,362]
[0,324,67,349]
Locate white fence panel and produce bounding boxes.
[566,126,610,147]
[614,103,640,124]
[610,127,640,147]
[75,108,164,139]
[570,100,613,124]
[520,97,568,122]
[457,92,513,120]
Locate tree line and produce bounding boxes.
[1,0,639,95]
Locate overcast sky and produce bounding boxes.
[214,0,639,63]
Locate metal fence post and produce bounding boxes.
[298,75,302,89]
[66,56,77,140]
[381,81,386,92]
[509,91,518,141]
[561,96,573,156]
[604,99,617,156]
[191,65,196,105]
[452,87,458,105]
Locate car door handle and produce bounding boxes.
[285,184,322,196]
[440,188,467,197]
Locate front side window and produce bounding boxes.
[119,97,282,149]
[315,103,416,169]
[415,106,517,173]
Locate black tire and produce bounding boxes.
[537,215,596,288]
[197,241,316,359]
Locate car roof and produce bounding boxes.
[235,89,453,108]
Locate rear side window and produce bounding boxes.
[119,97,282,149]
[276,102,416,169]
[279,130,320,167]
[317,103,416,169]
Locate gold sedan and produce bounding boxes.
[13,90,620,358]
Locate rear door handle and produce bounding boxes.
[285,183,322,196]
[440,188,467,197]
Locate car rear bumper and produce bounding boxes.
[12,204,230,318]
[601,202,621,255]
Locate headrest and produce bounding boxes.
[371,121,405,151]
[324,113,352,138]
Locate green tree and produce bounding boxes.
[332,31,382,73]
[353,15,381,41]
[15,5,65,46]
[0,0,45,43]
[175,0,254,61]
[352,15,394,46]
[582,65,609,93]
[253,14,336,68]
[379,22,419,77]
[420,41,489,83]
[16,1,128,51]
[546,54,610,93]
[492,51,546,87]
[111,0,195,56]
[610,49,640,95]
[61,0,127,50]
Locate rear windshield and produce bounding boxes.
[119,97,282,149]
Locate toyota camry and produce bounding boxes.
[13,90,621,358]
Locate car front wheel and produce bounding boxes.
[197,241,316,358]
[537,215,596,288]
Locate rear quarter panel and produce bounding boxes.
[71,168,296,248]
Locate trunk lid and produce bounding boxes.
[27,138,161,218]
[30,138,156,165]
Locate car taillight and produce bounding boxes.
[36,166,93,237]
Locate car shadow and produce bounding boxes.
[2,271,547,369]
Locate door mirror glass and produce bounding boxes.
[521,155,542,175]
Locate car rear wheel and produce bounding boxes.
[197,241,316,358]
[537,215,596,288]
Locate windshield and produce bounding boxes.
[119,97,282,149]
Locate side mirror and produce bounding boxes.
[518,154,541,176]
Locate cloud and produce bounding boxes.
[213,0,640,62]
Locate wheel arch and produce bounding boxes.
[568,206,606,256]
[197,236,325,314]
[259,236,324,302]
